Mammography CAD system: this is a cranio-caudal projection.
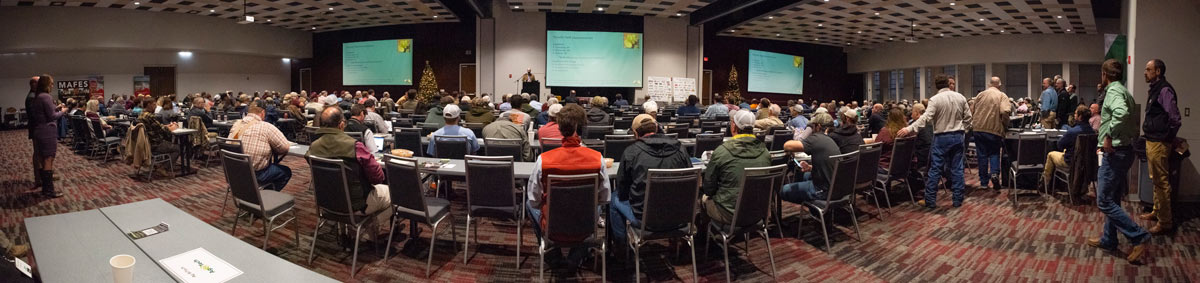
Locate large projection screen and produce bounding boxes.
[342,39,414,86]
[546,30,643,87]
[748,49,805,95]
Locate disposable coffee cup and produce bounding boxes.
[109,254,135,283]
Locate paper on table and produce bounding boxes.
[159,248,243,283]
[14,257,32,278]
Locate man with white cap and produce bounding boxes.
[537,104,564,139]
[426,104,479,157]
[698,110,770,229]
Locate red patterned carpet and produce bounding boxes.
[1,129,1197,282]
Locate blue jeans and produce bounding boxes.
[926,132,965,207]
[608,195,639,244]
[780,172,824,204]
[973,132,1003,187]
[256,163,292,191]
[1096,148,1149,248]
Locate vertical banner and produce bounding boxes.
[133,76,151,96]
[88,75,105,100]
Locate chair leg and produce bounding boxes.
[871,192,885,221]
[307,220,325,264]
[292,209,300,247]
[351,226,362,277]
[427,222,438,277]
[385,215,397,260]
[686,235,698,282]
[633,242,641,283]
[760,228,777,278]
[721,235,732,282]
[600,241,606,283]
[819,212,831,251]
[848,202,862,241]
[517,206,523,268]
[218,187,231,217]
[262,216,274,249]
[463,214,471,264]
[230,208,241,236]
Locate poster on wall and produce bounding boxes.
[133,76,151,96]
[88,75,105,100]
[57,79,93,102]
[670,77,696,103]
[646,76,673,103]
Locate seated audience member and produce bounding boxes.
[699,110,769,227]
[187,97,214,129]
[138,104,180,160]
[676,95,702,116]
[498,93,513,111]
[464,97,496,125]
[610,114,692,252]
[872,107,908,169]
[397,90,418,111]
[703,96,731,119]
[586,96,612,125]
[306,107,392,229]
[754,104,784,131]
[155,96,179,117]
[84,99,115,136]
[738,99,751,110]
[830,108,865,153]
[779,113,840,204]
[613,95,629,107]
[754,98,772,119]
[1089,103,1101,130]
[1041,106,1095,190]
[537,104,565,140]
[285,96,308,125]
[426,104,479,156]
[643,100,659,116]
[424,96,454,128]
[749,98,761,110]
[230,106,292,191]
[341,104,379,152]
[520,93,541,119]
[868,104,886,135]
[483,110,532,161]
[525,103,610,264]
[536,98,558,126]
[362,100,389,134]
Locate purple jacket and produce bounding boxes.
[29,93,63,142]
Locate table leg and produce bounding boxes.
[177,135,195,176]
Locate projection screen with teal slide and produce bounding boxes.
[748,49,805,95]
[342,39,414,85]
[546,30,643,87]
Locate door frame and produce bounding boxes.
[459,63,476,94]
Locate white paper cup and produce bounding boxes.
[109,254,135,283]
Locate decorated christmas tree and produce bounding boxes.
[724,65,743,103]
[417,60,439,104]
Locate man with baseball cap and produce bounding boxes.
[779,113,841,206]
[537,103,565,140]
[610,114,692,256]
[699,110,770,228]
[426,104,479,157]
[829,107,864,154]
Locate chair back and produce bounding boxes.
[433,135,469,159]
[419,122,440,136]
[307,155,362,224]
[855,143,883,190]
[770,129,792,151]
[411,114,427,124]
[392,118,414,128]
[393,127,423,157]
[769,150,789,166]
[221,150,264,211]
[540,137,563,153]
[584,125,614,140]
[729,164,788,230]
[825,151,860,202]
[383,155,433,220]
[603,135,636,161]
[216,137,243,154]
[544,173,602,243]
[694,133,724,158]
[73,116,93,144]
[346,131,365,144]
[668,123,690,138]
[90,119,107,140]
[1068,133,1099,192]
[464,155,518,208]
[614,118,633,131]
[464,123,486,137]
[886,137,917,178]
[700,121,722,135]
[484,138,523,161]
[640,168,703,232]
[1015,133,1047,166]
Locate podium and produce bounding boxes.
[521,81,540,99]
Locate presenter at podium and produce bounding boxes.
[520,68,537,82]
[519,68,540,101]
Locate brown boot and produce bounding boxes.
[1149,223,1173,235]
[1086,237,1114,251]
[1138,212,1157,221]
[1127,242,1148,264]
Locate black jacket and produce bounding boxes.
[617,133,693,221]
[1143,78,1179,142]
[830,123,864,154]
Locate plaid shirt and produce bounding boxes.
[231,114,290,171]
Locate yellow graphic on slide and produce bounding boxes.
[397,39,411,53]
[793,56,804,68]
[623,33,640,49]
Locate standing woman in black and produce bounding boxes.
[29,74,66,198]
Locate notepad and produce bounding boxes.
[159,248,243,283]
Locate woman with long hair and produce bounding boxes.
[29,75,66,198]
[873,107,908,169]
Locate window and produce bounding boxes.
[889,70,902,101]
[971,64,986,95]
[1005,64,1028,99]
[912,68,922,99]
[872,71,881,102]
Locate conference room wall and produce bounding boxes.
[703,31,851,104]
[0,50,292,108]
[846,34,1103,73]
[1130,0,1200,202]
[309,19,476,97]
[487,1,698,103]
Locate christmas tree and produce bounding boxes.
[417,61,439,104]
[724,65,742,103]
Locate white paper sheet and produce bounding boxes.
[159,248,243,283]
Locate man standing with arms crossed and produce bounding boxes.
[1088,59,1149,264]
[897,74,971,208]
[1139,59,1180,235]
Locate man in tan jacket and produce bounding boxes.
[971,77,1012,189]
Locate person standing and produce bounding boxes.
[897,74,971,208]
[971,77,1012,189]
[1039,78,1057,116]
[29,75,66,198]
[1089,59,1149,264]
[24,76,39,189]
[1055,79,1072,126]
[1139,59,1181,235]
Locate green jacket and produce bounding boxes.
[521,104,540,119]
[425,104,446,127]
[306,127,369,212]
[1098,81,1137,147]
[464,107,496,125]
[702,135,770,215]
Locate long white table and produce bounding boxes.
[25,210,176,283]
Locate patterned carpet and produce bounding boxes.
[1,129,1197,282]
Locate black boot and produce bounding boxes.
[31,169,43,190]
[41,170,63,198]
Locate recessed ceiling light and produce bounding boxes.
[857,30,862,33]
[1067,29,1072,32]
[209,9,214,12]
[776,34,781,37]
[266,19,271,22]
[874,12,880,16]
[950,2,956,6]
[676,13,683,16]
[513,5,519,9]
[940,33,944,36]
[814,38,819,41]
[889,37,894,40]
[846,42,851,45]
[912,23,918,27]
[729,30,736,32]
[817,23,823,27]
[768,16,773,19]
[1000,29,1005,33]
[134,1,139,5]
[433,15,438,18]
[282,58,290,62]
[597,7,604,11]
[979,18,985,21]
[328,7,333,10]
[1057,15,1063,18]
[311,27,316,30]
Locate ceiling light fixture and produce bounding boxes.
[1067,29,1072,32]
[1000,29,1005,33]
[979,18,985,21]
[178,51,192,58]
[311,26,316,30]
[1057,15,1063,18]
[817,23,822,27]
[857,30,862,33]
[266,19,271,22]
[940,33,944,36]
[768,16,773,19]
[729,30,736,32]
[950,2,956,6]
[676,13,682,16]
[874,12,880,16]
[889,38,894,40]
[776,34,781,37]
[433,15,438,18]
[513,5,519,9]
[134,1,140,5]
[282,58,291,62]
[597,7,604,11]
[210,9,214,12]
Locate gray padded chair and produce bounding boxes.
[382,155,458,277]
[222,150,299,250]
[604,135,636,162]
[463,155,522,265]
[704,164,785,282]
[627,167,703,283]
[800,151,861,252]
[305,155,386,277]
[1009,133,1047,207]
[853,143,886,220]
[535,173,606,282]
[484,138,524,162]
